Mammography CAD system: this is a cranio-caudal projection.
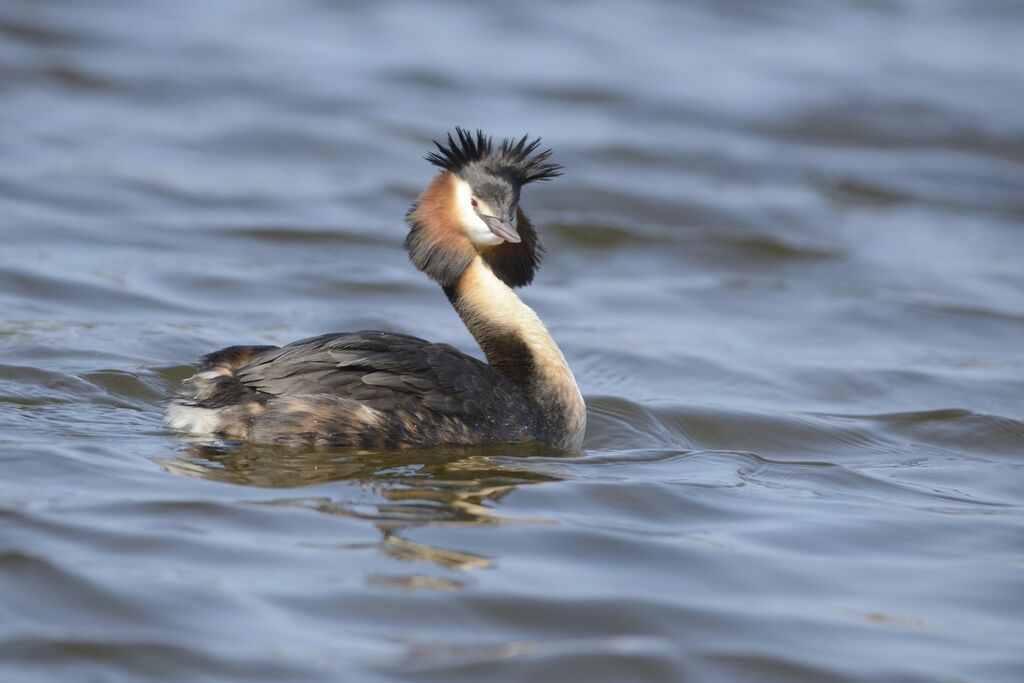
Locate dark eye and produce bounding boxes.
[470,198,478,208]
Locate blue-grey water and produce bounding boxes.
[2,1,1023,681]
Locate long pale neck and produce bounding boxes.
[444,256,586,449]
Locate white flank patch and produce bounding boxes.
[196,369,230,380]
[165,403,221,434]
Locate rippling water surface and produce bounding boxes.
[2,1,1023,681]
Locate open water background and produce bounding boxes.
[1,1,1023,681]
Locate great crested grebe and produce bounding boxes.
[167,128,585,450]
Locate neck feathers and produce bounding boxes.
[405,173,476,287]
[445,257,585,449]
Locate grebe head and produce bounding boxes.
[406,128,562,288]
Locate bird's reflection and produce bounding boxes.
[160,442,567,580]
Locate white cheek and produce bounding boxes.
[454,178,504,246]
[461,208,504,246]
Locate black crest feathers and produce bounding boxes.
[425,127,563,184]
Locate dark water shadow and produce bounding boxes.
[161,441,568,490]
[159,442,569,576]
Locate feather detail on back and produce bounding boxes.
[168,331,550,448]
